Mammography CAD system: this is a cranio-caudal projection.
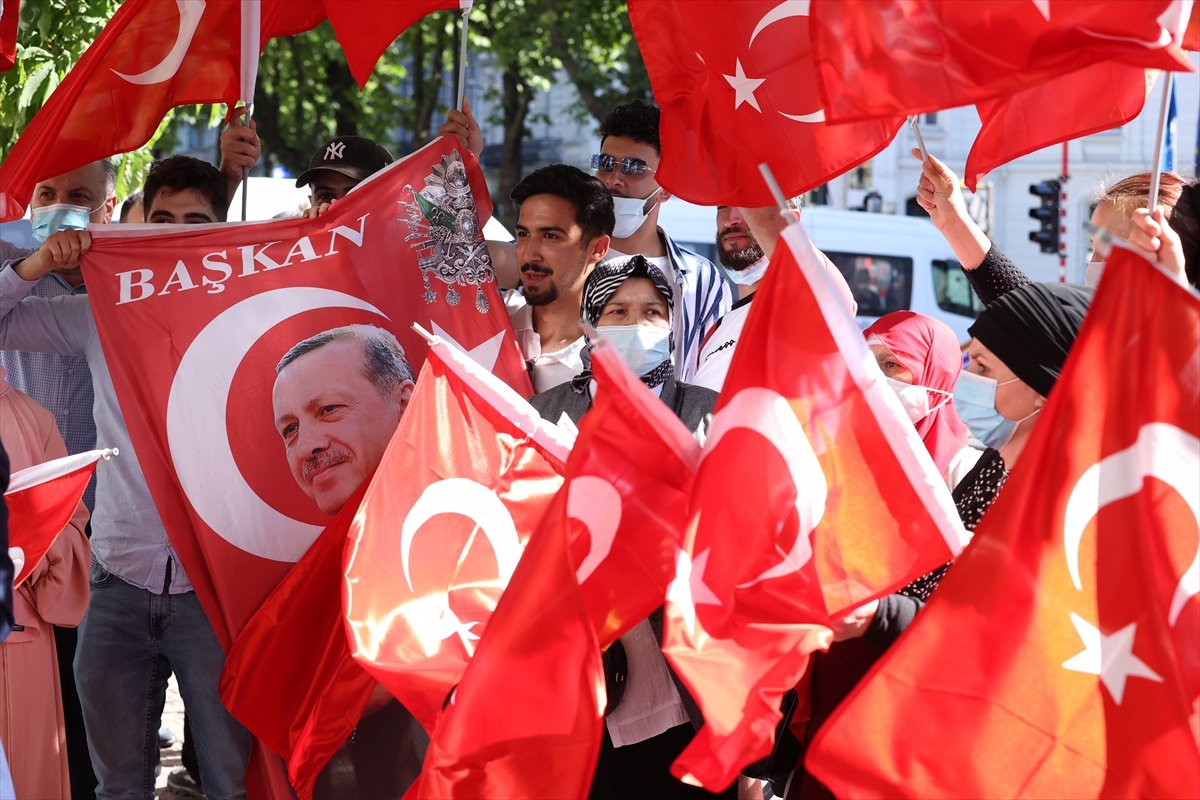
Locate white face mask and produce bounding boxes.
[594,323,671,376]
[719,255,769,287]
[611,191,661,238]
[885,376,952,424]
[1085,260,1105,288]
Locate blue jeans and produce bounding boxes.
[75,559,250,800]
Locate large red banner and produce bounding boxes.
[80,138,528,648]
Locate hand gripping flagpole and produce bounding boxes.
[456,1,473,110]
[1147,72,1175,213]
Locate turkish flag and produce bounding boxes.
[809,0,1194,124]
[807,247,1200,799]
[963,63,1158,190]
[321,0,460,87]
[0,0,460,220]
[0,0,315,220]
[412,346,702,796]
[627,0,904,206]
[0,0,18,72]
[344,331,572,731]
[662,220,965,791]
[413,448,605,796]
[219,482,374,800]
[563,345,702,647]
[5,449,108,587]
[80,138,527,652]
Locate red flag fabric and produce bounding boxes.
[809,0,1194,124]
[413,448,604,797]
[0,0,459,221]
[663,221,966,791]
[344,331,572,731]
[963,63,1157,190]
[0,0,319,220]
[627,0,904,206]
[0,0,18,72]
[412,346,701,797]
[807,247,1200,799]
[565,345,702,647]
[219,482,374,800]
[323,0,460,88]
[5,449,108,587]
[79,138,525,651]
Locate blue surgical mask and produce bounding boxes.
[594,323,671,376]
[952,370,1038,449]
[719,255,769,287]
[31,203,95,244]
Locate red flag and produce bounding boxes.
[964,63,1157,190]
[565,345,702,647]
[662,221,965,791]
[413,346,701,796]
[0,1,313,220]
[0,0,18,72]
[219,483,374,800]
[627,0,904,206]
[323,0,460,88]
[809,0,1194,124]
[80,138,525,652]
[5,448,108,587]
[0,0,459,221]
[807,247,1200,799]
[413,454,603,798]
[344,330,572,731]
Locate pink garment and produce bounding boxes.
[864,311,968,477]
[0,365,91,800]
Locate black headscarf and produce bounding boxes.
[572,255,675,391]
[968,281,1094,398]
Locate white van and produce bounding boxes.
[658,201,982,344]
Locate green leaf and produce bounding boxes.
[18,61,53,111]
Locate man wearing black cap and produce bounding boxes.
[296,136,395,216]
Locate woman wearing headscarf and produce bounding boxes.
[530,255,727,800]
[788,283,1094,800]
[864,310,974,487]
[531,254,716,434]
[0,366,91,800]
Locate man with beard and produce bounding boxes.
[506,164,614,392]
[691,204,856,393]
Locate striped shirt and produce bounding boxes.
[605,230,731,383]
[0,262,98,509]
[0,264,189,594]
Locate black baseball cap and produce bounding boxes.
[295,136,395,188]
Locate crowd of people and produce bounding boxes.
[0,93,1196,800]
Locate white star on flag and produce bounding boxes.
[666,548,721,636]
[1061,613,1164,704]
[723,59,766,113]
[431,322,506,373]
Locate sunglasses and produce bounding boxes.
[591,153,656,177]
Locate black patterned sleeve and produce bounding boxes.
[966,243,1033,305]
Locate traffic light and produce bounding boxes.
[1028,180,1061,254]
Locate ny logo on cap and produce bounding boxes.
[325,142,346,160]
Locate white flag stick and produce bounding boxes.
[1147,72,1174,213]
[238,0,261,222]
[908,115,929,162]
[456,1,473,110]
